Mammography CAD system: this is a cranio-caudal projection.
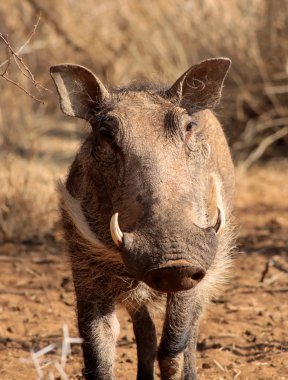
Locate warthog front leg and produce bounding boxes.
[158,291,202,380]
[76,296,119,380]
[127,304,157,380]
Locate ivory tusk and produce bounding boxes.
[110,213,123,247]
[214,207,225,234]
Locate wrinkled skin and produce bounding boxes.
[51,58,235,380]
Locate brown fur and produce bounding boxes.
[51,58,236,380]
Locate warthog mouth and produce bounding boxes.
[142,259,206,293]
[110,213,217,292]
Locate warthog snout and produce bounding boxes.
[143,260,206,292]
[110,212,217,291]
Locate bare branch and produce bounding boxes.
[241,126,288,169]
[0,14,41,70]
[0,40,12,76]
[0,14,47,103]
[1,74,43,103]
[17,13,41,56]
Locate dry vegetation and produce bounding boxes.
[0,0,287,242]
[0,1,288,379]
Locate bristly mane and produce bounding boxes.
[112,78,168,97]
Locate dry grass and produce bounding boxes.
[0,157,57,243]
[0,0,287,242]
[1,0,287,156]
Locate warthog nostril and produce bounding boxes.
[143,264,206,293]
[153,276,162,287]
[191,270,205,281]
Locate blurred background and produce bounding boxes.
[1,3,288,379]
[0,0,287,242]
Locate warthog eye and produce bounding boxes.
[184,120,197,147]
[185,121,197,132]
[92,114,117,143]
[91,116,119,161]
[99,125,114,142]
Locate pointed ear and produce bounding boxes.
[50,64,110,120]
[165,58,231,112]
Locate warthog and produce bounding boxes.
[50,57,235,380]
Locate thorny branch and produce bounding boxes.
[0,14,47,103]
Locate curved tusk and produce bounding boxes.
[110,213,123,247]
[213,207,225,234]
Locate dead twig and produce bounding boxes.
[260,258,288,283]
[198,340,288,356]
[241,126,288,170]
[260,260,271,283]
[239,117,288,147]
[0,74,44,103]
[271,259,288,274]
[0,14,41,70]
[213,359,226,372]
[0,14,47,103]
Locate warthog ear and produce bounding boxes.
[165,58,231,111]
[50,64,110,120]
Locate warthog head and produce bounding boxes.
[51,58,232,292]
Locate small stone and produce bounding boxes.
[22,341,30,350]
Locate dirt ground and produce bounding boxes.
[0,163,288,380]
